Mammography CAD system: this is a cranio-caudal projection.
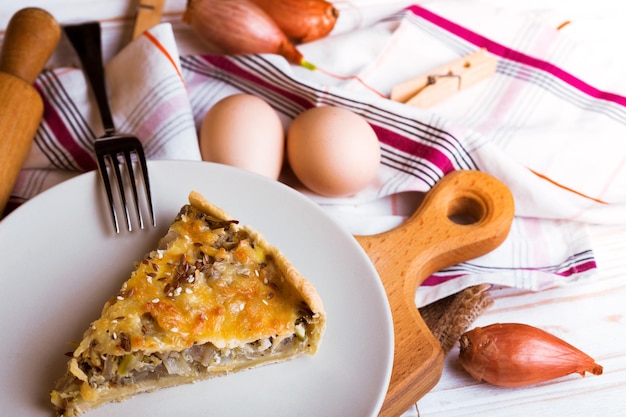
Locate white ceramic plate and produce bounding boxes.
[0,160,393,417]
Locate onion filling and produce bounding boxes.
[54,324,310,398]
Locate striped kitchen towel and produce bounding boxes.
[10,2,626,306]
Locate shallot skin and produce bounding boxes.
[249,0,339,43]
[459,323,603,387]
[183,0,304,65]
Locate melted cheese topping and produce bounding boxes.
[79,207,304,356]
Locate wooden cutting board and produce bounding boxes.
[355,170,515,417]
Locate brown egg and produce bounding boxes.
[200,94,284,179]
[286,106,381,197]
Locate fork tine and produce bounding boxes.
[122,150,145,229]
[94,137,155,233]
[95,151,120,233]
[109,152,132,232]
[131,139,156,227]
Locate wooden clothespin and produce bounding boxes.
[390,48,497,108]
[132,0,165,40]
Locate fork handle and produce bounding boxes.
[64,22,116,136]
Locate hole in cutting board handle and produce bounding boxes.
[447,195,485,225]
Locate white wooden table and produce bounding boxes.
[2,1,625,416]
[412,224,626,417]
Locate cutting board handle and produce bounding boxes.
[0,7,61,84]
[356,170,514,417]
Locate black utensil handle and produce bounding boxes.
[64,22,116,136]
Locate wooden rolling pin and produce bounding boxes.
[0,8,61,213]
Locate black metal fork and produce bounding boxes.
[64,22,155,233]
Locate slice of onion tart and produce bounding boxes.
[51,191,326,417]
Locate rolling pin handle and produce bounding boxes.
[0,7,61,85]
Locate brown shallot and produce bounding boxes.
[249,0,339,43]
[183,0,312,67]
[459,323,603,387]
